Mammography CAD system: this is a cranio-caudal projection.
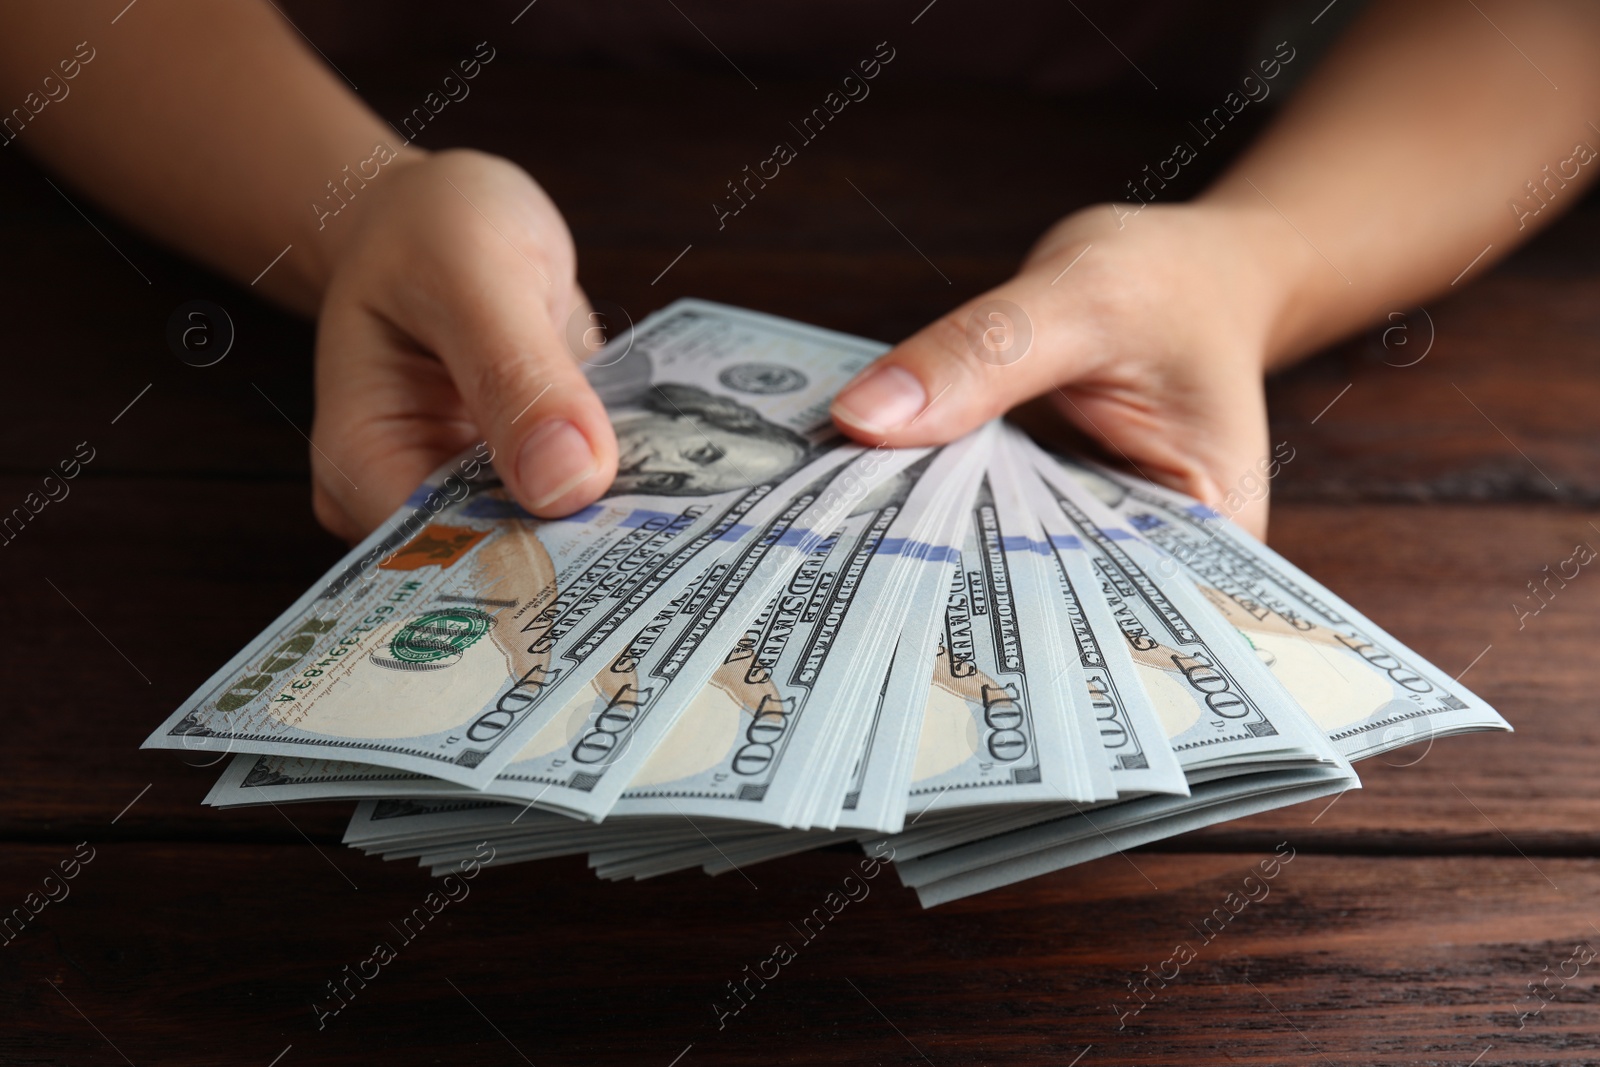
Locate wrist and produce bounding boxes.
[1187,193,1334,373]
[290,141,432,307]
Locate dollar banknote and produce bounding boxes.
[833,472,979,833]
[1018,433,1346,779]
[1063,459,1511,759]
[207,432,968,829]
[147,301,901,788]
[157,301,1509,907]
[900,768,1347,907]
[604,432,987,828]
[897,473,1102,821]
[988,429,1184,800]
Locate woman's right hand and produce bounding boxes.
[309,148,616,542]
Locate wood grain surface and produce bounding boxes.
[4,848,1598,1065]
[2,34,1597,1067]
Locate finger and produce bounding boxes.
[440,281,614,518]
[830,270,1097,447]
[402,240,616,521]
[1230,489,1271,541]
[1168,374,1273,541]
[1205,401,1275,543]
[311,303,479,541]
[1055,366,1275,540]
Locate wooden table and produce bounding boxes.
[3,45,1598,1067]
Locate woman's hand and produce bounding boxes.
[309,149,616,542]
[829,203,1291,537]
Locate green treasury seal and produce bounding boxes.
[381,608,495,670]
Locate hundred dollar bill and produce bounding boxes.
[1066,460,1511,759]
[605,434,989,828]
[798,425,995,830]
[895,469,1095,822]
[203,436,930,816]
[833,485,978,833]
[992,427,1186,799]
[902,767,1347,906]
[147,300,897,788]
[210,437,954,820]
[416,442,935,819]
[1016,433,1346,778]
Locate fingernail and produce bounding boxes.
[518,419,598,510]
[830,364,927,434]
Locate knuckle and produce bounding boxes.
[468,354,540,422]
[924,313,977,372]
[912,315,986,393]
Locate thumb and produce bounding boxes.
[830,278,1075,446]
[425,276,617,519]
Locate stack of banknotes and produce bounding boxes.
[144,300,1510,906]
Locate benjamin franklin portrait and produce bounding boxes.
[608,383,812,496]
[581,326,814,497]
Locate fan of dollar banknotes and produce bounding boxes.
[143,300,1509,906]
